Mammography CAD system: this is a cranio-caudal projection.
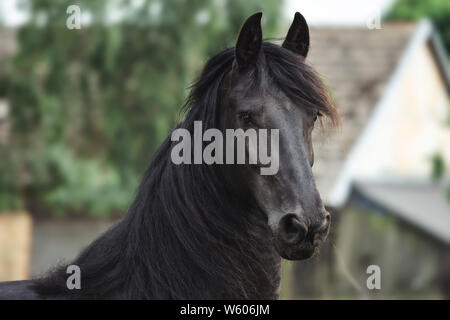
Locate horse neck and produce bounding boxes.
[124,151,282,299]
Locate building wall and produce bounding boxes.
[333,205,442,298]
[289,204,446,299]
[352,42,450,180]
[31,219,114,277]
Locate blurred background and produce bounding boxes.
[0,0,449,299]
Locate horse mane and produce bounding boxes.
[31,42,336,299]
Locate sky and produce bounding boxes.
[0,0,27,26]
[1,0,397,27]
[284,0,396,25]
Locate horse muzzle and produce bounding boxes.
[274,211,330,260]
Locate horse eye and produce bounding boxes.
[239,112,252,124]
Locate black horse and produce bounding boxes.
[0,12,338,299]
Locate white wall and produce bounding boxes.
[352,42,450,181]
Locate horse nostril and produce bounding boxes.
[311,211,331,245]
[323,211,330,224]
[321,211,331,230]
[279,214,308,244]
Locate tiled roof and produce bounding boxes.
[308,23,419,203]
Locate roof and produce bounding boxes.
[308,20,450,207]
[355,180,450,244]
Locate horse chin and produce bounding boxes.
[274,241,318,261]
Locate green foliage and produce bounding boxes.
[384,0,450,55]
[430,153,445,181]
[42,145,137,217]
[0,0,282,217]
[0,147,24,211]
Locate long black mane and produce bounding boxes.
[31,42,336,299]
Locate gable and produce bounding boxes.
[308,21,450,207]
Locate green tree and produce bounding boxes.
[0,0,282,217]
[384,0,450,55]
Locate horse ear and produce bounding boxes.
[235,12,263,71]
[282,12,310,59]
